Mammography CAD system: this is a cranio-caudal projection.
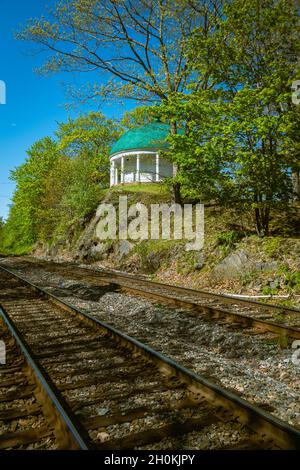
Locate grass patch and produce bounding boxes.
[285,270,300,291]
[0,244,34,256]
[240,270,259,286]
[263,237,281,257]
[111,183,170,195]
[217,230,243,248]
[261,286,279,295]
[132,239,181,273]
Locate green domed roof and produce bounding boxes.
[110,121,179,156]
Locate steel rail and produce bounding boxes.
[118,284,300,339]
[5,258,300,341]
[15,259,299,339]
[4,257,300,314]
[0,304,91,450]
[1,265,300,449]
[65,262,300,314]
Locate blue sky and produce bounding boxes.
[0,0,131,219]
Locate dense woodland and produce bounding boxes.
[1,0,300,253]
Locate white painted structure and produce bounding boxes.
[109,150,174,187]
[109,121,178,187]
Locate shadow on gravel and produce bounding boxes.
[47,282,120,301]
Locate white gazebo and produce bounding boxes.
[109,121,177,186]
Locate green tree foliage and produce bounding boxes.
[0,113,120,252]
[16,0,221,103]
[0,217,4,250]
[55,112,121,224]
[163,0,300,235]
[5,137,60,250]
[2,0,299,253]
[38,155,73,241]
[17,0,223,203]
[120,106,159,129]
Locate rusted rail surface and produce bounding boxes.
[19,257,300,312]
[0,307,90,450]
[2,257,299,341]
[0,266,300,449]
[0,320,56,450]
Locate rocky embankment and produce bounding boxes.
[32,190,300,306]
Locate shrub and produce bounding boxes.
[216,230,242,248]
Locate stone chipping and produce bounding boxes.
[1,260,299,432]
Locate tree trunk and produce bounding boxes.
[173,181,182,205]
[254,192,270,237]
[170,120,182,205]
[261,206,270,237]
[292,169,300,201]
[254,207,262,236]
[254,204,270,237]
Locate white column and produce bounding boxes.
[156,153,160,182]
[121,156,124,184]
[136,154,140,182]
[110,160,115,186]
[115,162,118,185]
[173,163,178,177]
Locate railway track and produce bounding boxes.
[1,266,300,449]
[0,310,89,450]
[3,257,300,342]
[0,320,59,450]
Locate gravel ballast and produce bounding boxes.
[1,259,299,432]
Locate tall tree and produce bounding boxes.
[0,217,4,250]
[54,112,121,221]
[0,137,61,252]
[165,0,300,235]
[120,105,159,129]
[56,111,121,185]
[17,0,221,102]
[1,112,121,250]
[17,0,223,202]
[9,137,61,244]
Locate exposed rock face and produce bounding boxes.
[117,240,134,259]
[212,249,249,279]
[194,252,206,270]
[212,249,279,280]
[90,242,111,259]
[253,261,278,272]
[76,211,102,260]
[75,193,119,261]
[145,251,162,273]
[75,200,136,261]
